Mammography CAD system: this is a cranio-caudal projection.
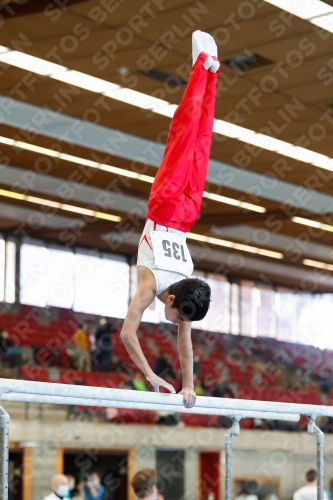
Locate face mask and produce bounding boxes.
[56,485,69,498]
[93,480,99,487]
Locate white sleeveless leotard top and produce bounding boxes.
[137,219,188,296]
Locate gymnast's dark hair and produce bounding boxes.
[168,278,211,321]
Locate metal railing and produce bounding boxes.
[0,378,331,500]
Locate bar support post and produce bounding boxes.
[225,417,240,500]
[308,415,324,500]
[0,405,10,500]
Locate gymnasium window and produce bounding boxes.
[312,295,328,350]
[230,282,240,335]
[240,280,258,337]
[205,273,230,333]
[20,240,130,317]
[275,288,298,342]
[0,236,4,302]
[192,272,230,333]
[5,240,16,304]
[20,240,74,308]
[257,285,276,339]
[297,293,333,350]
[15,238,333,350]
[0,236,16,304]
[73,250,129,318]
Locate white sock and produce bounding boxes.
[192,30,203,66]
[192,31,219,72]
[203,55,220,73]
[201,32,219,72]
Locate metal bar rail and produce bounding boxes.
[0,379,332,417]
[225,418,240,500]
[308,417,325,500]
[0,379,329,500]
[0,407,9,500]
[0,378,333,420]
[0,391,299,421]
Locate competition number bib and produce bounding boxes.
[150,231,194,277]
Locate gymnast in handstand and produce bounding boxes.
[120,31,220,408]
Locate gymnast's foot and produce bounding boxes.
[192,30,220,72]
[192,30,203,65]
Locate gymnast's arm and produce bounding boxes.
[177,321,196,408]
[120,270,176,394]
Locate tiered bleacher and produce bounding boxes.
[0,304,332,430]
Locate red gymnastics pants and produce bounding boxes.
[146,52,219,233]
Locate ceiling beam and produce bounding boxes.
[1,0,88,19]
[212,224,333,264]
[0,201,85,230]
[196,209,288,227]
[0,164,146,214]
[196,208,323,227]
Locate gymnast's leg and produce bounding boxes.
[146,31,220,232]
[185,66,219,228]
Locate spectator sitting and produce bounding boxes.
[224,387,235,398]
[216,408,234,428]
[0,328,22,375]
[0,328,14,359]
[66,379,86,421]
[131,468,158,500]
[320,416,333,433]
[319,376,331,399]
[293,469,328,500]
[155,410,179,426]
[87,328,99,372]
[193,375,206,396]
[120,377,135,390]
[95,319,114,372]
[211,376,235,399]
[83,473,104,500]
[72,323,91,372]
[132,373,148,391]
[42,474,69,500]
[211,376,227,398]
[153,351,176,379]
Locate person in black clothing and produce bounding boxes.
[0,328,21,371]
[66,379,92,420]
[319,376,331,396]
[0,328,14,356]
[211,376,227,398]
[153,351,176,379]
[212,377,235,428]
[94,319,114,372]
